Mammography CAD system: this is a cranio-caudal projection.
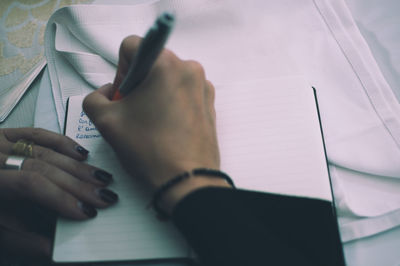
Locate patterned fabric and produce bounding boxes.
[0,0,92,121]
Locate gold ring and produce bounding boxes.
[11,139,34,157]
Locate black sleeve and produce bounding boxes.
[172,187,345,266]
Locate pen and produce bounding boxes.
[112,12,175,100]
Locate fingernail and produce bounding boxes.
[94,170,113,184]
[97,188,119,204]
[78,202,97,218]
[75,145,89,156]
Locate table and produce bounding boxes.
[1,0,400,265]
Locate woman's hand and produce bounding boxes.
[83,35,229,214]
[0,128,118,260]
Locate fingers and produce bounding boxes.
[0,154,118,220]
[0,169,95,219]
[0,140,112,186]
[112,35,181,92]
[21,158,118,208]
[83,83,115,129]
[0,170,98,219]
[113,35,142,90]
[119,35,142,63]
[1,128,89,161]
[34,145,113,186]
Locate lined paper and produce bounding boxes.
[53,76,332,263]
[216,77,332,201]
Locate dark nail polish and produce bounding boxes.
[97,188,119,204]
[78,202,97,218]
[76,145,89,156]
[94,170,113,184]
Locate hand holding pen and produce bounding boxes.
[83,15,222,215]
[112,12,175,100]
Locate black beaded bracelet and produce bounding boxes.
[151,168,235,220]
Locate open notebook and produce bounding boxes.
[54,76,333,263]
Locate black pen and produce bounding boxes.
[112,12,175,100]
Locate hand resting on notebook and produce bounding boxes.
[0,128,118,259]
[83,35,232,215]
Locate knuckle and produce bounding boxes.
[157,49,180,69]
[24,158,51,176]
[31,128,45,140]
[182,60,206,84]
[79,183,96,196]
[161,49,175,60]
[120,35,141,56]
[206,80,215,89]
[1,128,10,141]
[69,160,83,177]
[53,134,66,149]
[15,171,44,195]
[82,93,96,116]
[92,113,117,138]
[32,127,46,137]
[93,112,111,130]
[206,80,215,95]
[121,35,140,47]
[33,146,52,160]
[73,181,99,205]
[187,60,205,76]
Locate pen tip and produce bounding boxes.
[164,13,174,21]
[158,12,175,27]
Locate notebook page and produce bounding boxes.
[54,76,332,262]
[53,96,189,262]
[215,77,332,201]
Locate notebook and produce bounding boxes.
[54,76,333,263]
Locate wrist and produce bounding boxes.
[159,175,232,216]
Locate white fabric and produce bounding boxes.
[343,225,400,266]
[345,0,400,103]
[42,0,400,243]
[340,0,400,264]
[33,67,61,133]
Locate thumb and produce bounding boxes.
[83,83,114,124]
